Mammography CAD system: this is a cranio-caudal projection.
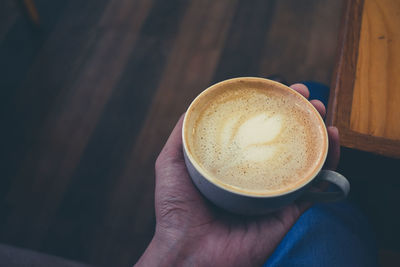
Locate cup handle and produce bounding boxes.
[301,170,350,202]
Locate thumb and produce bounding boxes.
[155,114,185,169]
[155,114,195,192]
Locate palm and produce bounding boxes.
[153,84,340,266]
[155,147,306,266]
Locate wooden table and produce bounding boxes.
[327,0,400,158]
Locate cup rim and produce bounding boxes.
[182,77,329,198]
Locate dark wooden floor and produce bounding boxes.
[1,0,399,266]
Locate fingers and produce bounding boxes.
[310,99,326,118]
[290,84,326,118]
[156,114,185,168]
[296,199,313,214]
[269,200,311,233]
[289,83,338,169]
[290,83,310,99]
[324,126,340,170]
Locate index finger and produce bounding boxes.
[290,83,310,99]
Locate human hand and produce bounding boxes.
[135,84,340,267]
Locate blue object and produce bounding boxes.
[264,202,378,267]
[301,81,330,106]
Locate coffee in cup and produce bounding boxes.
[183,77,349,214]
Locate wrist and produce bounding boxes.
[134,227,199,267]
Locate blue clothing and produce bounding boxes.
[264,202,377,267]
[301,81,331,106]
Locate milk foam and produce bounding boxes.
[187,84,325,195]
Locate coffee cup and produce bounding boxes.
[182,77,349,215]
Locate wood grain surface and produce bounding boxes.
[327,0,400,158]
[350,0,400,140]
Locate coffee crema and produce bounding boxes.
[184,78,327,196]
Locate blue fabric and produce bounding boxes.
[264,202,378,267]
[301,81,330,106]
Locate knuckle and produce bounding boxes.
[157,194,189,228]
[155,154,163,170]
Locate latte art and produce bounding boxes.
[220,113,282,162]
[185,81,326,195]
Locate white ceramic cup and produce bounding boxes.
[182,77,350,215]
